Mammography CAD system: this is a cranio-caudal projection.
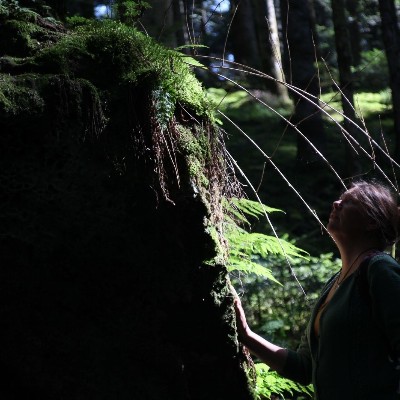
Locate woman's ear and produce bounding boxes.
[366,221,379,231]
[363,214,379,231]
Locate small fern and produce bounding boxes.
[255,363,313,399]
[224,198,308,281]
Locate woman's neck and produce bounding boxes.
[340,249,369,273]
[336,239,381,271]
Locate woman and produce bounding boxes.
[233,181,400,399]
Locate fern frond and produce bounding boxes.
[255,363,313,399]
[223,197,308,281]
[227,252,281,284]
[231,197,282,218]
[224,197,282,226]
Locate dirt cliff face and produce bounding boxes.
[0,4,253,399]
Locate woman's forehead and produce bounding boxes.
[340,188,362,203]
[341,188,357,198]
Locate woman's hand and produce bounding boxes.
[229,282,288,371]
[229,283,251,340]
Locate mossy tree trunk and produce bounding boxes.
[0,4,254,399]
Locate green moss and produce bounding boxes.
[205,225,228,265]
[178,125,211,187]
[29,19,213,118]
[0,2,64,57]
[0,73,45,115]
[0,1,38,23]
[1,20,40,54]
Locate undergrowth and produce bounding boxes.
[255,363,313,400]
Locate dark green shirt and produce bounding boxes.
[281,253,400,400]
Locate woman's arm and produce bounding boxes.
[231,284,313,385]
[232,287,288,372]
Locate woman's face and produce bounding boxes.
[327,189,371,240]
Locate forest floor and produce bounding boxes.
[209,87,396,256]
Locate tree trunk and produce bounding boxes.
[260,0,289,96]
[138,0,177,48]
[378,0,400,159]
[230,0,288,93]
[331,0,361,177]
[172,0,191,51]
[279,0,326,164]
[266,0,285,81]
[230,0,263,70]
[346,0,362,66]
[0,4,253,399]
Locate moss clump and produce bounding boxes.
[0,73,45,115]
[0,1,65,57]
[22,19,214,119]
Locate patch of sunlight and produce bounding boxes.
[206,88,249,109]
[320,89,392,123]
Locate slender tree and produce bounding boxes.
[229,0,263,71]
[279,0,325,164]
[346,0,361,66]
[229,0,287,94]
[260,0,288,97]
[331,0,360,176]
[265,0,286,91]
[378,0,400,159]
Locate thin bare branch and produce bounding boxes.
[222,3,239,66]
[225,149,309,299]
[220,109,334,236]
[213,72,347,189]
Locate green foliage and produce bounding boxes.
[0,73,45,115]
[66,15,92,28]
[0,0,63,57]
[28,19,214,121]
[255,363,313,400]
[206,88,293,122]
[224,198,308,283]
[352,49,389,91]
[234,252,340,349]
[0,0,25,16]
[113,0,150,24]
[321,89,391,122]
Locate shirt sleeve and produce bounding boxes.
[368,254,400,357]
[279,330,313,385]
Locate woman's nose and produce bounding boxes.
[333,199,342,209]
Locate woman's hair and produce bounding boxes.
[349,180,400,249]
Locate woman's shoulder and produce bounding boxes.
[368,251,399,268]
[367,251,400,283]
